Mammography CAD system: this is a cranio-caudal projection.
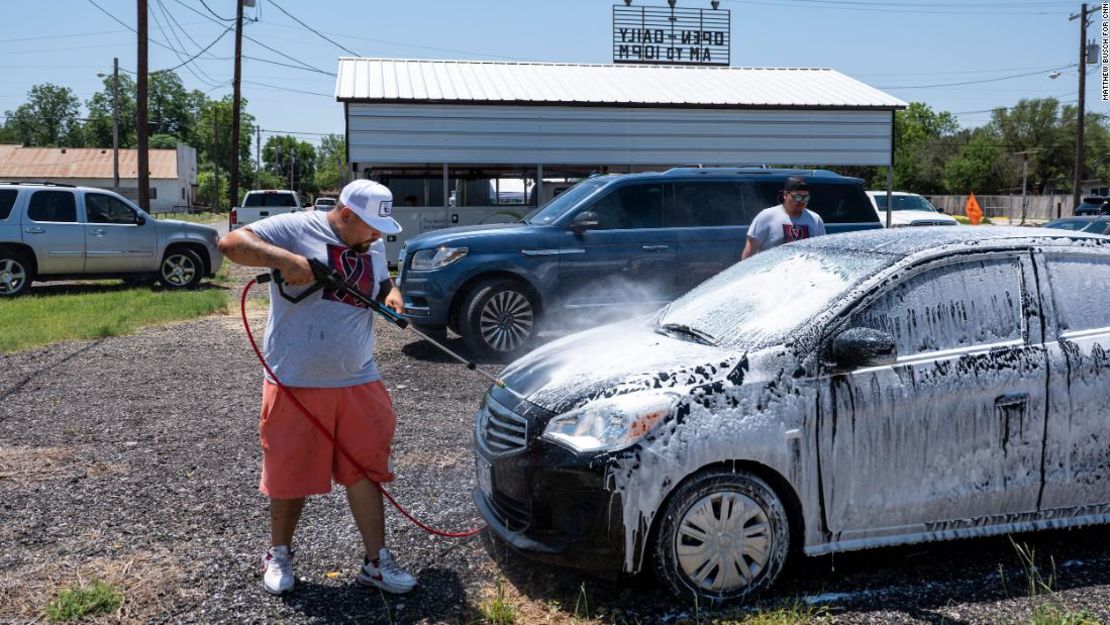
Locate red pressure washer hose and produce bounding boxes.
[240,279,484,538]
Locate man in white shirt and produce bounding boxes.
[741,176,827,260]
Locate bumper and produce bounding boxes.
[472,433,626,576]
[207,245,224,277]
[398,265,469,327]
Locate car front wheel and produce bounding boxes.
[653,469,791,605]
[0,251,32,297]
[460,278,538,362]
[159,248,204,290]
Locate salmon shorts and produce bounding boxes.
[259,380,396,499]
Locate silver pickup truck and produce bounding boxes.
[0,182,223,297]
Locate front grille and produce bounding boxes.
[490,490,531,531]
[481,396,529,456]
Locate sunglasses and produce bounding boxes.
[788,193,810,203]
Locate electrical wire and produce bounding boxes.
[878,65,1077,89]
[242,80,332,98]
[149,0,224,87]
[198,0,235,21]
[718,0,1076,15]
[267,0,361,57]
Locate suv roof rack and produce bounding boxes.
[660,167,843,177]
[0,181,78,188]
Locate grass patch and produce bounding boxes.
[45,579,121,622]
[1029,604,1099,625]
[681,602,830,625]
[476,577,517,625]
[953,215,994,225]
[0,286,227,353]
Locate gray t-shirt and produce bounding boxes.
[248,211,390,388]
[747,204,827,253]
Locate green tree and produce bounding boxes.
[313,134,346,192]
[988,98,1071,193]
[148,71,194,138]
[149,133,179,149]
[892,102,960,194]
[4,83,84,146]
[262,134,317,197]
[943,127,1013,193]
[193,96,255,186]
[85,73,138,149]
[197,169,229,210]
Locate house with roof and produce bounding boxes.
[0,143,198,214]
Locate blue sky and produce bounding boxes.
[3,0,1107,146]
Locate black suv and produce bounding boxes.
[397,168,881,360]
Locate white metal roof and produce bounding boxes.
[335,58,906,110]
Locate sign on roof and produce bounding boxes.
[612,4,730,66]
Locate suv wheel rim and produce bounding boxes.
[675,491,771,594]
[479,290,533,352]
[162,253,196,286]
[0,259,26,294]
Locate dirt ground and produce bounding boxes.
[2,267,1109,624]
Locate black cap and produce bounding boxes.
[784,176,808,192]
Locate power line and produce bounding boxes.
[198,0,235,21]
[267,0,361,57]
[242,80,332,98]
[719,0,1075,15]
[160,23,233,73]
[241,54,335,76]
[877,64,1076,89]
[149,0,223,87]
[170,0,334,76]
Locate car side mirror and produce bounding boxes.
[135,215,146,225]
[832,327,897,368]
[570,211,600,233]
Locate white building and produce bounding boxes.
[0,143,198,214]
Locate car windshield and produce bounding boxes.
[244,192,298,207]
[659,246,891,349]
[523,179,608,224]
[316,198,335,206]
[1045,220,1088,231]
[873,194,938,212]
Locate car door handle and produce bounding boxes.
[24,227,45,234]
[994,392,1029,407]
[90,228,107,237]
[641,244,669,251]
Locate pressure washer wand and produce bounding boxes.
[256,259,520,396]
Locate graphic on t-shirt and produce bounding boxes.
[323,244,372,308]
[782,223,810,242]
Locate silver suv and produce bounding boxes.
[0,182,223,296]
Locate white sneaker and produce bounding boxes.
[356,548,416,594]
[262,545,295,595]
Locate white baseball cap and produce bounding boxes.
[338,179,402,235]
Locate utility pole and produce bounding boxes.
[136,0,150,211]
[289,147,295,191]
[230,0,245,210]
[1071,3,1091,211]
[255,126,261,189]
[112,57,119,191]
[213,108,219,210]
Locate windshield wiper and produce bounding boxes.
[656,323,716,346]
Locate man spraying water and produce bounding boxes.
[218,179,416,596]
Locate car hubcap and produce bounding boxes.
[162,254,196,287]
[479,290,534,352]
[675,491,772,594]
[0,259,27,295]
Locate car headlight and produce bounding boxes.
[542,392,678,453]
[409,246,468,271]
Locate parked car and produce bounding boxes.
[229,190,303,231]
[313,197,337,212]
[0,182,222,297]
[865,191,959,227]
[397,168,881,361]
[1074,196,1109,216]
[473,226,1110,603]
[1044,215,1110,235]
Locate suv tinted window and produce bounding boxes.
[86,193,140,225]
[1046,254,1110,333]
[754,181,876,224]
[670,181,759,227]
[0,189,16,220]
[28,190,77,223]
[589,183,664,229]
[850,257,1024,356]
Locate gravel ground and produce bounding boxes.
[3,263,1110,624]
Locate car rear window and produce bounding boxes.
[27,190,77,223]
[754,181,877,224]
[244,192,298,207]
[0,189,16,220]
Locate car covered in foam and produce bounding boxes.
[473,226,1110,603]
